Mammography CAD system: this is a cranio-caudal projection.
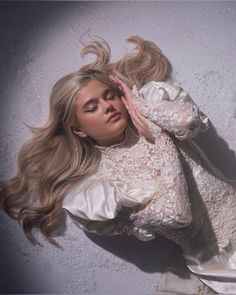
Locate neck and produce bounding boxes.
[95,129,127,147]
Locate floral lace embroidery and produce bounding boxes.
[131,82,209,141]
[93,124,193,241]
[65,81,236,260]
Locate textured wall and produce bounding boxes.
[0,1,236,294]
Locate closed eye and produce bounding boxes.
[85,104,97,112]
[85,108,96,112]
[83,91,116,112]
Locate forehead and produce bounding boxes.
[76,79,109,108]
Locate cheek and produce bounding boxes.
[116,99,128,113]
[78,113,104,131]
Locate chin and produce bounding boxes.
[117,116,128,130]
[108,117,127,136]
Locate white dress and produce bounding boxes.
[62,81,236,294]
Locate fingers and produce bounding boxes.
[130,107,144,128]
[121,95,154,140]
[109,74,134,105]
[133,105,149,124]
[125,100,147,131]
[109,74,124,92]
[121,95,143,121]
[121,96,129,110]
[109,75,123,90]
[109,74,126,88]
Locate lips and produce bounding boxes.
[107,112,121,123]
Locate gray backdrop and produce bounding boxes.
[0,1,236,294]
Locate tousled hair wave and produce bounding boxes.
[0,35,173,246]
[79,35,173,88]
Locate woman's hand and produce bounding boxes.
[109,74,156,142]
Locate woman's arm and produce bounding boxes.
[131,81,209,141]
[109,75,193,228]
[130,129,193,228]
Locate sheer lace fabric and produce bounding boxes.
[96,125,193,228]
[62,81,236,294]
[132,81,209,141]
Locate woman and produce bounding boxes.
[1,35,236,294]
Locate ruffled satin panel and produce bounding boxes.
[185,241,236,294]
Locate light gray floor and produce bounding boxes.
[0,1,236,294]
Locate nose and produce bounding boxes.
[103,101,116,114]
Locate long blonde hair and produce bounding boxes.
[80,35,172,88]
[0,35,172,246]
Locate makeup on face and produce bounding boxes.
[74,79,129,147]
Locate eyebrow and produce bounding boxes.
[81,88,112,110]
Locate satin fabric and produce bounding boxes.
[63,176,236,293]
[139,80,183,102]
[62,175,155,221]
[185,245,236,294]
[63,80,236,293]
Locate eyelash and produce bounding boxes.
[85,95,116,112]
[85,107,96,112]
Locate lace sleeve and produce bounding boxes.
[130,130,193,229]
[131,81,209,141]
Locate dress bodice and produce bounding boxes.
[62,80,236,294]
[62,80,211,244]
[94,123,162,190]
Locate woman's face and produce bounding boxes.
[73,79,129,146]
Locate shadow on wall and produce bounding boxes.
[194,120,236,180]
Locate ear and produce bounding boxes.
[71,126,88,138]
